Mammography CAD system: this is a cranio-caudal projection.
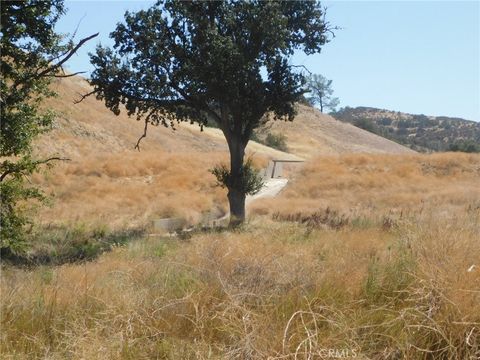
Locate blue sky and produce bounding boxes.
[56,1,480,121]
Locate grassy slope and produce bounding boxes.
[256,105,414,159]
[31,76,411,228]
[2,153,479,359]
[251,152,480,220]
[32,76,297,228]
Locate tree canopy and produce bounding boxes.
[0,0,97,251]
[89,0,333,225]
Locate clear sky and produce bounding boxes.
[56,1,480,121]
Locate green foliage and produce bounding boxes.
[265,133,288,152]
[251,131,289,152]
[1,0,66,156]
[354,118,378,134]
[210,158,264,196]
[448,140,480,153]
[0,178,44,252]
[1,223,144,265]
[90,1,333,137]
[305,73,340,113]
[0,1,96,252]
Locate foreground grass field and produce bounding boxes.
[1,153,479,359]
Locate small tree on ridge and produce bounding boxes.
[306,73,339,112]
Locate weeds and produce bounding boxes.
[272,208,349,230]
[1,224,145,266]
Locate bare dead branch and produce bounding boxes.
[47,14,88,64]
[54,71,87,78]
[74,90,96,104]
[135,118,150,151]
[290,64,312,75]
[35,33,99,79]
[35,157,71,165]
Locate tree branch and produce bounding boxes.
[0,157,70,182]
[74,90,97,104]
[170,83,223,124]
[35,33,99,79]
[54,71,87,78]
[290,64,312,75]
[35,157,71,165]
[134,118,150,151]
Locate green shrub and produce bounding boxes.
[210,157,264,196]
[354,118,378,134]
[448,140,480,153]
[264,132,288,151]
[0,177,44,254]
[250,131,288,152]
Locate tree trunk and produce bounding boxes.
[226,134,246,227]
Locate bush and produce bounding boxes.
[210,157,264,195]
[449,140,480,153]
[250,131,288,152]
[264,132,288,152]
[354,118,378,134]
[0,177,44,254]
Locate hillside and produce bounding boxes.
[32,76,298,227]
[251,152,480,219]
[38,76,413,160]
[8,80,480,360]
[31,76,413,227]
[254,105,414,158]
[37,76,297,160]
[331,106,480,152]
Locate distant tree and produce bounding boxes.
[354,118,377,134]
[88,0,334,226]
[305,73,339,112]
[0,0,97,252]
[378,117,392,126]
[449,140,480,153]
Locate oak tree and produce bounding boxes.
[89,0,333,226]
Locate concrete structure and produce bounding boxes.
[263,159,304,180]
[152,217,186,233]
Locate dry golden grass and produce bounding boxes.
[28,75,285,230]
[31,151,231,228]
[27,75,419,231]
[1,214,479,359]
[251,152,480,223]
[2,152,479,359]
[257,105,414,158]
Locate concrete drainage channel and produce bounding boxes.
[149,159,303,236]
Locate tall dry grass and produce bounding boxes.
[31,151,230,229]
[2,153,479,359]
[251,152,480,223]
[1,214,479,359]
